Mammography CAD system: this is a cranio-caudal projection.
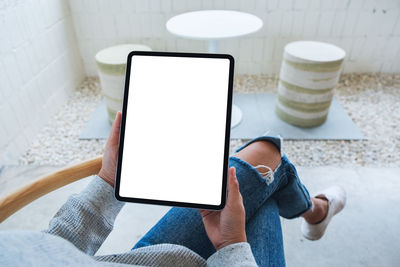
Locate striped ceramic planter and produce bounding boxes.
[95,44,152,123]
[275,41,345,127]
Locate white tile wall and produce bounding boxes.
[69,0,400,76]
[0,0,85,164]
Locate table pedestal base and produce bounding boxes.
[231,104,242,128]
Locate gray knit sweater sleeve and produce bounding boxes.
[207,242,258,266]
[43,175,125,255]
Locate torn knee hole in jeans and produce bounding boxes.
[253,164,274,185]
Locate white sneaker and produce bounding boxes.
[301,186,346,240]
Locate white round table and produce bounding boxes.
[166,10,263,128]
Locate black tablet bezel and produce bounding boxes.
[114,51,234,210]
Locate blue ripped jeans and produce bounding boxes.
[132,136,312,266]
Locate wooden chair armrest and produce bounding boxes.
[0,156,103,223]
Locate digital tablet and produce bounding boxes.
[115,51,234,210]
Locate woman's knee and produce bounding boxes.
[234,141,281,171]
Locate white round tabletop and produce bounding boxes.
[166,10,263,40]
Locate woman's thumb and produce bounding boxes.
[227,167,240,201]
[108,111,122,145]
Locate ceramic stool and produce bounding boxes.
[95,44,152,123]
[275,41,345,127]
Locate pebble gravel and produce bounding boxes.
[19,73,400,167]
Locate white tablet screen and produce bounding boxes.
[117,53,232,207]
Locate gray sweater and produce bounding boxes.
[0,176,258,266]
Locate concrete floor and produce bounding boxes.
[0,165,399,266]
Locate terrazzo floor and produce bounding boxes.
[18,73,400,167]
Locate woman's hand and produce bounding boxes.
[199,167,247,250]
[98,112,122,187]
